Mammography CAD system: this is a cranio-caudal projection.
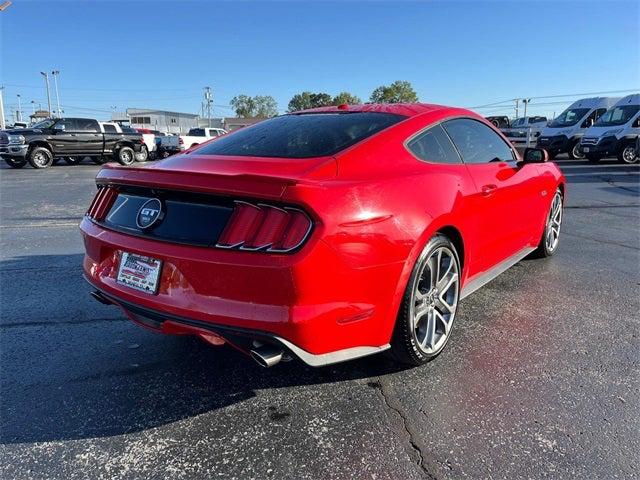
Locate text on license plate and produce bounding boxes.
[117,252,162,294]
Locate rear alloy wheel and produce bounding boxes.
[28,147,54,169]
[618,145,638,164]
[135,146,149,162]
[569,142,585,160]
[117,147,135,166]
[3,157,27,168]
[533,189,563,258]
[391,234,460,365]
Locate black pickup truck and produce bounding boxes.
[0,118,145,169]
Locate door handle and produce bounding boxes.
[481,184,498,196]
[70,134,77,137]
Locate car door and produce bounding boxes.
[73,119,103,154]
[49,118,79,155]
[442,118,545,272]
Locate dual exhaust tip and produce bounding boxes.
[90,289,285,367]
[250,344,284,368]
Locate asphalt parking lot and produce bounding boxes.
[0,157,638,479]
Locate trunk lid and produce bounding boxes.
[96,153,337,199]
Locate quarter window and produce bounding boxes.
[406,124,461,164]
[103,124,117,133]
[443,118,514,164]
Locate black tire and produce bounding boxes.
[135,146,149,162]
[63,156,83,165]
[617,144,638,164]
[586,154,601,164]
[3,157,27,169]
[90,156,108,165]
[390,234,461,366]
[531,189,563,258]
[28,146,54,169]
[568,141,585,160]
[116,146,135,166]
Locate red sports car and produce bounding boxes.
[81,103,565,367]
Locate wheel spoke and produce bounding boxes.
[437,270,458,294]
[423,310,436,349]
[434,308,450,336]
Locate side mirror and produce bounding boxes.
[522,147,549,164]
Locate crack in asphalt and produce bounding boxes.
[369,380,438,480]
[562,231,639,251]
[0,317,127,328]
[565,204,639,209]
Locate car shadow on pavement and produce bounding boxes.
[0,254,407,444]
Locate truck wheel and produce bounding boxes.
[28,147,54,169]
[63,156,83,165]
[117,147,135,166]
[3,157,27,168]
[568,142,585,160]
[90,156,108,165]
[586,154,601,164]
[618,145,639,164]
[135,146,149,162]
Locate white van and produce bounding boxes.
[536,97,619,159]
[580,94,640,164]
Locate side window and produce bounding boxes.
[443,118,515,164]
[77,119,100,132]
[594,108,607,122]
[581,110,598,129]
[55,119,78,131]
[103,124,117,133]
[406,124,461,164]
[633,115,640,128]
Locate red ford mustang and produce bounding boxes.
[81,103,565,367]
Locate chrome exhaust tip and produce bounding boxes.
[250,344,284,368]
[90,290,112,305]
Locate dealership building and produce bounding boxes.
[111,108,200,134]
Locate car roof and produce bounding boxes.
[292,103,447,118]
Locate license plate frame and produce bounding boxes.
[116,252,163,295]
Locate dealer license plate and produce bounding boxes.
[117,252,162,294]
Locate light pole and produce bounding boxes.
[30,100,36,115]
[0,86,5,129]
[51,70,62,117]
[523,98,531,118]
[16,94,22,122]
[40,71,52,117]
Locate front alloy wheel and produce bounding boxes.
[391,234,460,365]
[533,189,563,257]
[570,142,585,160]
[618,145,638,164]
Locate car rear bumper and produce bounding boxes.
[80,217,400,365]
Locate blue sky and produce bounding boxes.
[1,0,638,121]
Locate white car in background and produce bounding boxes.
[157,127,227,157]
[501,116,548,147]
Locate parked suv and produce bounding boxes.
[0,117,145,169]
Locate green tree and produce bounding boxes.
[287,91,333,112]
[230,95,256,118]
[230,95,278,118]
[332,92,362,105]
[369,80,418,103]
[253,95,278,117]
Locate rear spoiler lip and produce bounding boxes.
[95,166,300,199]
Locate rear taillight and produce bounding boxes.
[178,137,184,145]
[87,185,117,221]
[217,201,313,253]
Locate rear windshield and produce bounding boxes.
[195,112,406,158]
